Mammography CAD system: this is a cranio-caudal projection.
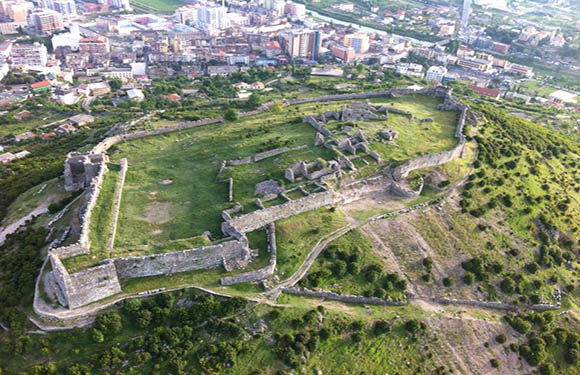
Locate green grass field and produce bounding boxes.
[130,0,184,12]
[61,95,459,270]
[0,113,68,137]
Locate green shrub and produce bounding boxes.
[463,272,475,285]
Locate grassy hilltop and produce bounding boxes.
[3,88,580,375]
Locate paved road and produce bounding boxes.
[0,203,49,245]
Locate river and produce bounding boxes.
[306,9,435,47]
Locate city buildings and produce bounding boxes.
[79,36,110,54]
[331,45,355,62]
[284,2,305,18]
[426,66,447,81]
[10,42,48,67]
[343,32,370,54]
[174,5,198,25]
[29,8,64,34]
[197,3,228,33]
[5,1,33,22]
[46,0,76,17]
[280,29,321,61]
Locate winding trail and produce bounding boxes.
[265,224,355,301]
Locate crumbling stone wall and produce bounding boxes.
[220,223,277,285]
[226,145,308,166]
[78,159,108,247]
[50,243,90,259]
[91,117,225,155]
[391,137,465,180]
[222,192,333,236]
[64,152,108,191]
[49,254,122,309]
[287,86,452,106]
[304,116,332,137]
[107,158,128,250]
[435,297,560,312]
[282,287,406,306]
[113,237,251,279]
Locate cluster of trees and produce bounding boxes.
[303,243,407,299]
[459,105,579,288]
[460,256,504,285]
[505,312,579,373]
[0,292,251,374]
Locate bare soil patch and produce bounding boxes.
[427,316,531,375]
[143,202,171,224]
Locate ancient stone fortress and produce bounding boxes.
[37,86,469,315]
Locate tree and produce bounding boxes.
[565,348,580,365]
[405,319,421,334]
[91,329,104,343]
[463,272,475,285]
[246,93,262,109]
[67,364,91,375]
[539,362,556,375]
[331,260,347,276]
[224,108,238,121]
[500,277,516,294]
[271,102,283,113]
[109,79,122,90]
[95,311,123,335]
[373,320,390,335]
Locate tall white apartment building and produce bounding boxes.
[10,42,48,67]
[197,3,228,32]
[47,0,76,16]
[111,0,131,11]
[426,65,448,81]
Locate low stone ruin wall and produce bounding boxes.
[287,86,450,106]
[222,191,333,236]
[435,297,560,312]
[78,160,108,247]
[107,158,128,250]
[391,140,465,180]
[282,287,406,306]
[254,145,307,162]
[220,223,277,285]
[91,117,225,155]
[50,243,90,259]
[113,236,251,279]
[226,145,308,166]
[304,116,332,137]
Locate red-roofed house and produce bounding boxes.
[232,82,264,90]
[467,85,501,99]
[167,93,181,101]
[30,80,52,93]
